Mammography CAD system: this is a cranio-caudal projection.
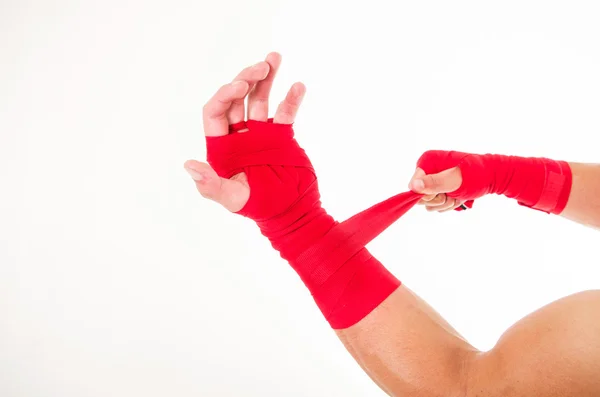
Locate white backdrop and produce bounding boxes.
[1,1,599,396]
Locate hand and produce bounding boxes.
[183,52,306,212]
[407,150,491,213]
[408,166,466,212]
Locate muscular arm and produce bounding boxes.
[561,162,600,229]
[193,55,600,397]
[338,160,600,395]
[343,156,600,396]
[337,285,600,397]
[336,286,475,396]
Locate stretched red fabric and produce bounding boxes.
[206,120,571,329]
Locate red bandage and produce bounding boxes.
[207,120,420,329]
[417,151,572,214]
[206,122,572,329]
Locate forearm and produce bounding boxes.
[415,151,573,215]
[246,192,479,395]
[332,265,600,397]
[335,284,477,397]
[201,99,600,395]
[560,162,600,229]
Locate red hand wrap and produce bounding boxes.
[206,123,572,329]
[207,120,420,329]
[417,151,572,214]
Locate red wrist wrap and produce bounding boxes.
[206,123,572,329]
[417,151,572,214]
[207,120,420,329]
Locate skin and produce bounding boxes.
[185,53,600,396]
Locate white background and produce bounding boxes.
[1,1,599,396]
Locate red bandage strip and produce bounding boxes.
[207,122,571,329]
[207,120,420,328]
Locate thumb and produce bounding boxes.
[409,166,462,195]
[184,160,249,212]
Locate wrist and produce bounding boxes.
[480,154,572,214]
[257,204,337,263]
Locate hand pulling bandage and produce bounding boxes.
[417,150,572,214]
[207,121,572,329]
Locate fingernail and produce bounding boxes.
[413,179,425,191]
[185,166,204,181]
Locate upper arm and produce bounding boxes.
[334,286,600,397]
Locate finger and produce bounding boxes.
[426,197,452,212]
[228,61,271,125]
[412,169,436,203]
[411,167,462,195]
[273,82,306,124]
[203,81,250,137]
[247,52,282,121]
[409,168,427,192]
[417,194,438,204]
[440,200,465,213]
[430,196,457,212]
[184,160,250,212]
[420,194,447,207]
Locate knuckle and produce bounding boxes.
[417,150,447,174]
[200,189,219,202]
[219,83,231,94]
[430,194,445,205]
[418,150,440,164]
[443,198,455,210]
[238,66,252,77]
[252,96,269,104]
[427,175,439,188]
[416,151,432,167]
[277,104,294,118]
[197,185,214,199]
[428,195,440,205]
